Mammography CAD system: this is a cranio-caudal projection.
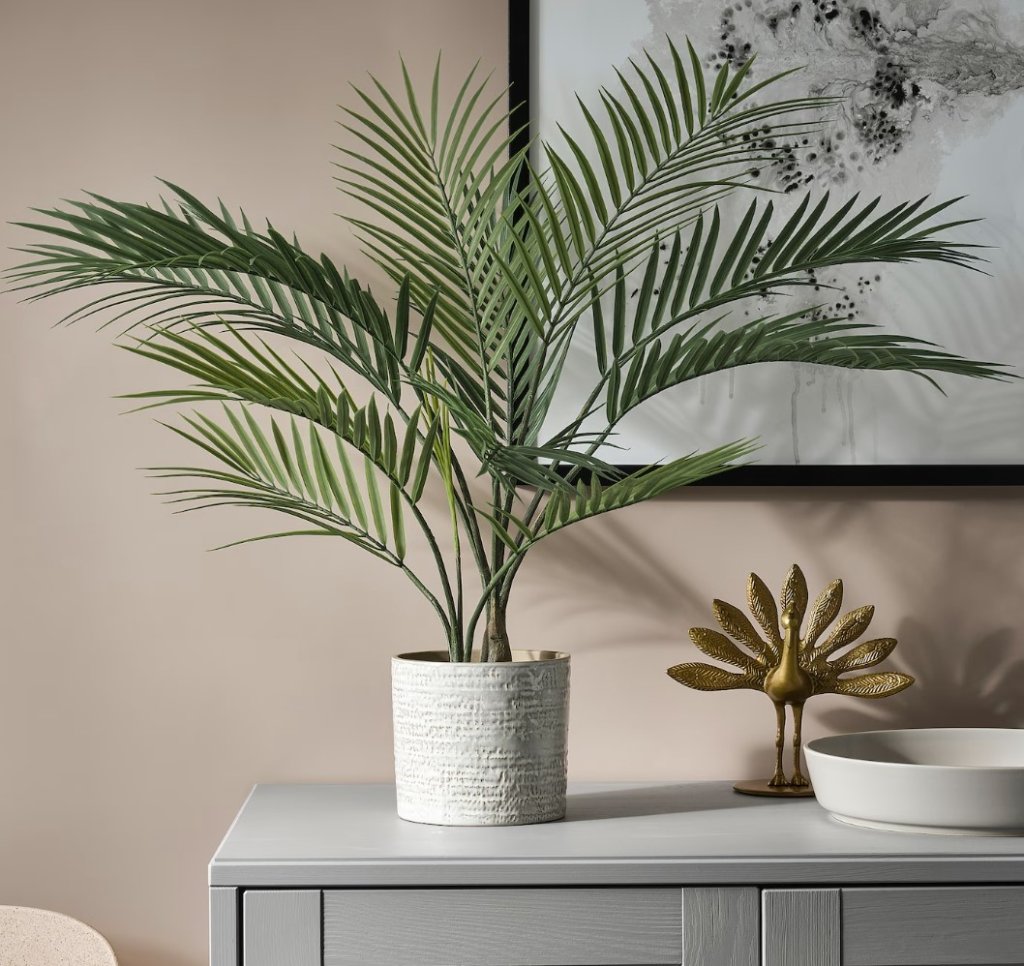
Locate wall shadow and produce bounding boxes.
[817,617,1024,733]
[520,482,1024,642]
[521,513,711,645]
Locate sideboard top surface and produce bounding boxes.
[209,782,1024,887]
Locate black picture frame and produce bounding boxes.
[507,0,1023,487]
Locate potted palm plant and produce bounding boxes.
[10,43,1002,825]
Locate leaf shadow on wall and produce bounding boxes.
[521,511,711,649]
[817,617,1024,733]
[523,484,1024,633]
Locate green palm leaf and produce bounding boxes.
[532,440,757,540]
[9,43,1011,661]
[10,187,422,406]
[337,58,533,437]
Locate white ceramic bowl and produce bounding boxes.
[805,728,1024,835]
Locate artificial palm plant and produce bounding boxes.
[10,44,1002,663]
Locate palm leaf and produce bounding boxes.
[156,409,400,554]
[530,440,756,541]
[337,59,534,434]
[10,46,1011,662]
[124,327,447,509]
[591,301,1007,430]
[10,188,426,406]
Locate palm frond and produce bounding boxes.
[122,326,448,502]
[337,58,532,433]
[530,439,756,541]
[156,408,406,557]
[590,293,1005,429]
[123,325,352,416]
[522,192,995,452]
[407,368,621,492]
[9,187,429,407]
[152,403,461,645]
[522,45,832,321]
[9,43,1010,661]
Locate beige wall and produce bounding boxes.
[2,2,1024,964]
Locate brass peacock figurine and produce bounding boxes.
[668,564,914,797]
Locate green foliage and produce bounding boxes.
[9,43,1007,661]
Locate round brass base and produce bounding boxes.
[733,779,815,798]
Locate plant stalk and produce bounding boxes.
[484,596,511,663]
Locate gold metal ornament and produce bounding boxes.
[667,564,914,798]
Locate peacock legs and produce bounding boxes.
[769,701,788,786]
[790,702,809,787]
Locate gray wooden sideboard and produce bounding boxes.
[209,782,1024,966]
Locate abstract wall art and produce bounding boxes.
[512,0,1024,483]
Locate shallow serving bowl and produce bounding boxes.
[805,728,1024,835]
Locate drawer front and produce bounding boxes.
[762,889,841,966]
[243,890,320,966]
[843,887,1024,966]
[323,887,682,966]
[210,888,239,966]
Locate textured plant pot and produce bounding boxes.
[392,650,570,826]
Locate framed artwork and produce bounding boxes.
[509,0,1024,484]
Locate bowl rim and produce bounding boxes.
[805,727,1024,772]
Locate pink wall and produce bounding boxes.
[2,2,1022,963]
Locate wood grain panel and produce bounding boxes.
[243,890,320,966]
[762,889,840,966]
[682,887,758,966]
[210,888,238,966]
[843,887,1024,965]
[323,887,681,965]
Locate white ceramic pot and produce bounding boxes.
[392,650,570,826]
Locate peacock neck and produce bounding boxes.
[779,612,801,674]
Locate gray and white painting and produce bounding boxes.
[532,0,1024,467]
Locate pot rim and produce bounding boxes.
[393,649,569,665]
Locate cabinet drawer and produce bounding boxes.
[843,887,1024,965]
[323,887,682,966]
